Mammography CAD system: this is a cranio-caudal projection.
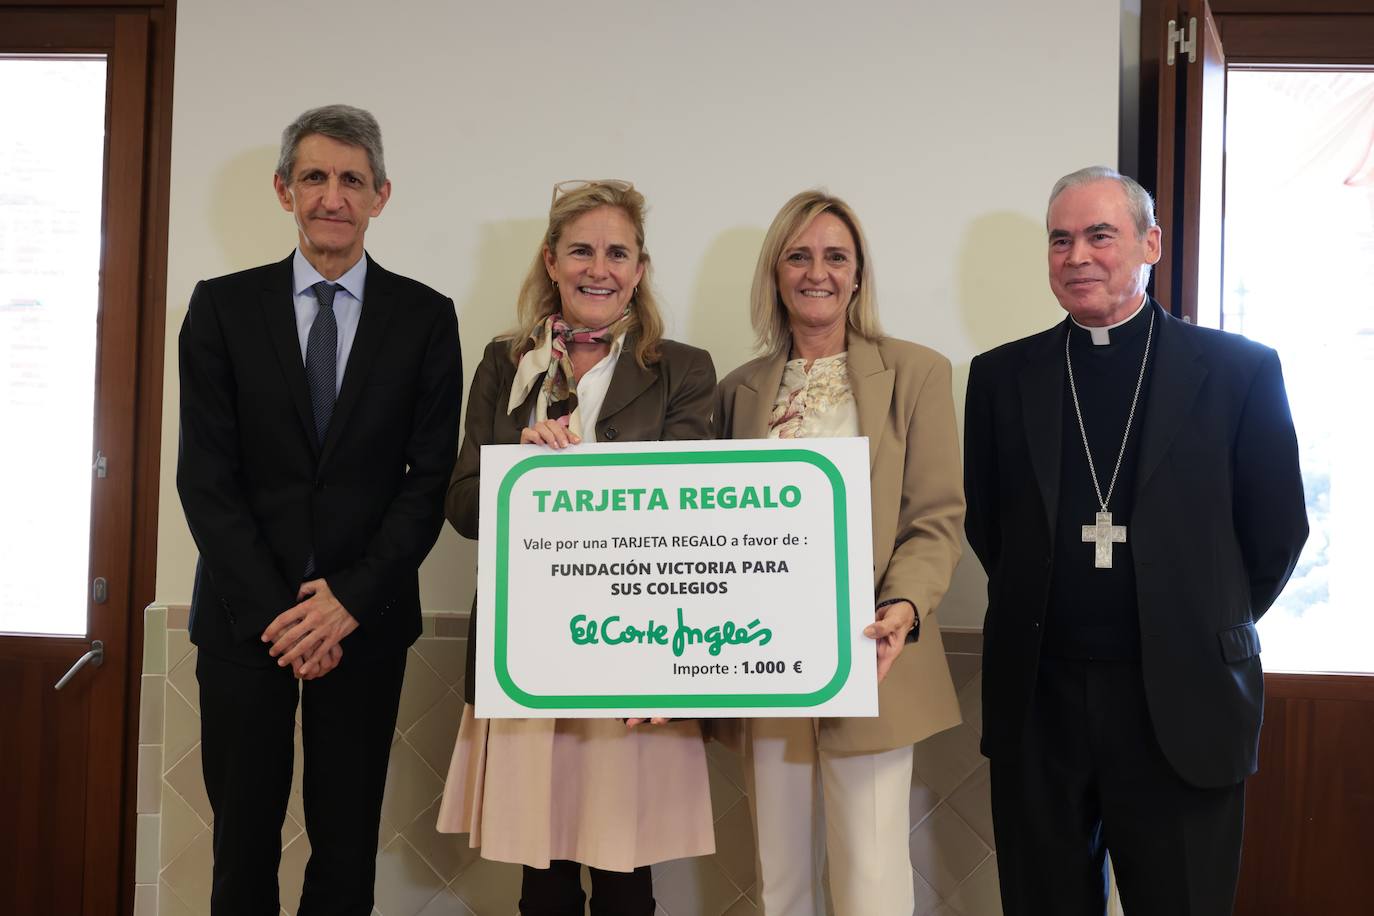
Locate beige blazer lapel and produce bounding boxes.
[847,334,894,470]
[732,350,788,438]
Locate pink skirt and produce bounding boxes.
[435,704,715,872]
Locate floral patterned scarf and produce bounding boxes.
[508,311,631,437]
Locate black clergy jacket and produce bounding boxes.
[964,298,1308,788]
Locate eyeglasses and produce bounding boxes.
[550,178,635,206]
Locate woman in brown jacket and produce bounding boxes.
[715,190,966,915]
[436,181,717,916]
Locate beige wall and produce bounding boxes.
[155,0,1120,626]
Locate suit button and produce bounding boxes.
[315,480,327,491]
[604,427,618,440]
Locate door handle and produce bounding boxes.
[54,640,104,690]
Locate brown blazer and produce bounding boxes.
[448,334,717,703]
[714,333,965,753]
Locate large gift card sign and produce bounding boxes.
[474,438,877,718]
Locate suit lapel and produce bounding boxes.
[732,350,788,439]
[260,254,319,457]
[847,335,894,470]
[597,335,656,426]
[1134,302,1206,498]
[1019,323,1067,538]
[320,254,397,466]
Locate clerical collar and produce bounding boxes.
[1070,295,1150,347]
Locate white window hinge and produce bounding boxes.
[1167,17,1197,66]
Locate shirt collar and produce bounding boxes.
[1070,293,1149,346]
[292,249,368,303]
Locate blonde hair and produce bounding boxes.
[507,182,664,367]
[750,190,882,357]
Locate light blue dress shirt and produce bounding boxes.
[292,249,366,396]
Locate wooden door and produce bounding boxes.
[1146,2,1374,913]
[1237,675,1374,913]
[1150,0,1227,325]
[0,11,154,915]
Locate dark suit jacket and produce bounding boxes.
[177,253,463,667]
[447,335,716,704]
[964,300,1308,788]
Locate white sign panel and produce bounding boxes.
[474,438,878,718]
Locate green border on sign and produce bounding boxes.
[492,449,851,709]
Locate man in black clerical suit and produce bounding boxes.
[177,105,462,915]
[963,166,1308,915]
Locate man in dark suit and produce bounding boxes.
[177,104,462,915]
[963,166,1308,915]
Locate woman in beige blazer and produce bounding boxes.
[436,181,717,916]
[715,190,965,915]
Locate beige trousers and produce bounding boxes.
[744,717,915,916]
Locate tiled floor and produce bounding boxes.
[136,609,1007,915]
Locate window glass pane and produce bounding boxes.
[0,57,106,636]
[1223,70,1374,673]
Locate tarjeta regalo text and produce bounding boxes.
[532,485,801,513]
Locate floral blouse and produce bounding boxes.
[767,353,859,439]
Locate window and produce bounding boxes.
[0,56,106,636]
[1223,69,1374,673]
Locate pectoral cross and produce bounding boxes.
[1082,511,1126,569]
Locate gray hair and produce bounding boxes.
[1047,166,1156,238]
[276,104,387,191]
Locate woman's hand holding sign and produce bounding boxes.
[520,416,581,449]
[864,599,916,684]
